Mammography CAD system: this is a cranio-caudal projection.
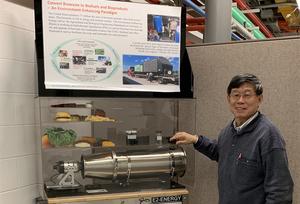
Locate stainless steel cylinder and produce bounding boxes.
[81,146,186,180]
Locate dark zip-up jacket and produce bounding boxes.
[194,113,293,204]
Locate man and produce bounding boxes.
[168,17,178,41]
[170,74,293,204]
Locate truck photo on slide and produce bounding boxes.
[123,55,179,85]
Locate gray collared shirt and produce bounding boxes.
[233,111,259,132]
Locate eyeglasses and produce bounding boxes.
[229,92,256,101]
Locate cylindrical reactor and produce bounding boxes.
[81,146,186,181]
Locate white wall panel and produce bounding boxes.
[0,24,34,62]
[0,185,39,204]
[14,94,36,125]
[0,60,35,93]
[0,126,18,159]
[0,156,37,192]
[0,1,38,202]
[0,94,15,125]
[0,94,36,125]
[0,1,34,30]
[15,125,38,156]
[0,158,18,192]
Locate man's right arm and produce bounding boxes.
[193,135,219,162]
[170,132,219,162]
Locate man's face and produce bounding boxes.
[227,82,263,126]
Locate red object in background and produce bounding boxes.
[127,68,135,77]
[187,25,205,32]
[186,39,194,45]
[278,19,299,33]
[146,0,160,4]
[186,17,205,24]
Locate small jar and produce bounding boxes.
[126,130,138,145]
[156,131,163,145]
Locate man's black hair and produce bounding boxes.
[227,73,263,96]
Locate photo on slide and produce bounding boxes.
[123,54,179,86]
[147,15,180,43]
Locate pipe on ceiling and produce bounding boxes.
[232,32,242,40]
[183,0,206,16]
[232,6,266,39]
[187,25,205,31]
[234,0,274,38]
[186,17,205,24]
[232,18,256,39]
[146,0,160,4]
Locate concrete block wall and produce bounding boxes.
[0,1,39,203]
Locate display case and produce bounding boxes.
[37,97,195,204]
[39,97,181,148]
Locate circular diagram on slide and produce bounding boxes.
[51,39,120,82]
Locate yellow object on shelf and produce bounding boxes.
[85,115,115,122]
[102,140,115,147]
[55,111,71,121]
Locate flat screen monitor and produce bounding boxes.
[34,0,193,98]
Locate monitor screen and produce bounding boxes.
[35,0,193,98]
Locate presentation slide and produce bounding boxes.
[42,0,182,92]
